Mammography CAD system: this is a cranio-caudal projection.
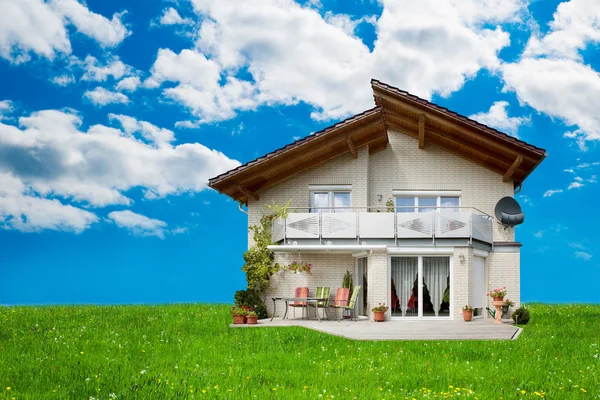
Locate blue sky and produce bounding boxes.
[0,0,599,305]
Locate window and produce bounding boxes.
[393,191,461,213]
[309,186,351,213]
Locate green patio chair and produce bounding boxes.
[308,286,330,319]
[329,286,361,321]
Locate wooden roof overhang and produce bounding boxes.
[208,107,388,204]
[370,79,547,188]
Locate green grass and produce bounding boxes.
[1,304,598,399]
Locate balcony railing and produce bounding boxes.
[272,207,493,244]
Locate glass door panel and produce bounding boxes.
[395,197,415,213]
[356,258,368,316]
[390,257,418,317]
[440,197,459,212]
[333,192,351,212]
[311,192,329,213]
[422,257,450,317]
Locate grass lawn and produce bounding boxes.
[0,304,598,399]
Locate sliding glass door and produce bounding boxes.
[391,256,451,319]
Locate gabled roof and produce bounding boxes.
[209,80,547,204]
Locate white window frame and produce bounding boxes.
[392,190,461,212]
[309,185,352,212]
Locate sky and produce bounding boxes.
[0,0,599,305]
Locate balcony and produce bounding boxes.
[272,207,493,245]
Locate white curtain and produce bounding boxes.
[391,257,418,317]
[423,257,449,317]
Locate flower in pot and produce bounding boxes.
[246,310,258,325]
[286,261,313,275]
[231,306,248,324]
[501,298,515,319]
[487,286,507,302]
[372,303,389,322]
[462,305,473,322]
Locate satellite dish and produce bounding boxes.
[494,196,524,226]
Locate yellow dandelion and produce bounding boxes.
[581,388,587,393]
[6,387,11,391]
[80,352,84,355]
[202,390,206,393]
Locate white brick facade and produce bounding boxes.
[246,129,523,320]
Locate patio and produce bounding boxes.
[230,317,522,341]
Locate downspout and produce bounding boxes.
[238,201,248,215]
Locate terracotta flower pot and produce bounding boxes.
[232,315,246,324]
[463,309,473,322]
[373,311,386,322]
[246,315,258,325]
[493,296,504,302]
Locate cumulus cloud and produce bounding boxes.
[109,114,175,145]
[147,0,523,123]
[159,7,193,26]
[0,0,70,63]
[469,101,530,136]
[84,87,129,106]
[49,0,130,47]
[81,55,130,82]
[0,0,130,63]
[502,0,600,149]
[115,76,141,92]
[568,181,584,190]
[51,75,75,86]
[107,210,167,238]
[543,189,563,197]
[0,100,14,120]
[0,108,240,232]
[0,172,98,233]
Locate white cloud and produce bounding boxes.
[543,189,563,197]
[0,100,14,120]
[575,251,592,261]
[147,0,523,123]
[502,1,600,149]
[84,87,129,106]
[0,0,70,63]
[52,75,75,86]
[107,210,167,238]
[49,0,130,47]
[523,0,600,61]
[568,181,584,189]
[533,230,543,238]
[115,76,141,92]
[81,55,129,82]
[0,172,98,233]
[0,108,240,215]
[469,101,530,136]
[159,7,193,26]
[109,114,175,145]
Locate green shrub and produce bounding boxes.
[512,305,531,324]
[234,289,268,319]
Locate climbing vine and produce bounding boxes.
[235,202,290,318]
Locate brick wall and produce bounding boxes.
[367,252,389,320]
[486,250,521,316]
[266,253,355,317]
[368,129,515,241]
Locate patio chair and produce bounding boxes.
[329,287,362,321]
[289,287,309,319]
[308,286,330,319]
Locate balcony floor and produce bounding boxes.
[230,316,521,341]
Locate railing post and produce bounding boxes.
[469,212,473,244]
[283,216,287,243]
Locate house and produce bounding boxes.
[208,79,546,321]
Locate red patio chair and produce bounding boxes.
[327,288,350,321]
[289,287,309,319]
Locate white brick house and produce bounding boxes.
[209,80,546,321]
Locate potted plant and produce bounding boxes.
[372,303,389,322]
[502,298,514,319]
[487,286,507,302]
[231,306,248,324]
[246,310,258,325]
[286,261,313,275]
[462,305,473,322]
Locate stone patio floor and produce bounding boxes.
[230,316,522,341]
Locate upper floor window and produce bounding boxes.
[393,191,460,213]
[309,185,351,213]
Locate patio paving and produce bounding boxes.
[230,317,522,341]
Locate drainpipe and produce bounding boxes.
[238,201,248,215]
